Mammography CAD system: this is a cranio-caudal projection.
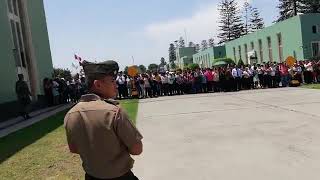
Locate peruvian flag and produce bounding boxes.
[74,54,82,62]
[74,54,85,66]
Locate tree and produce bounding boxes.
[148,63,159,72]
[53,68,72,80]
[170,62,177,70]
[208,38,215,47]
[159,57,167,68]
[195,44,201,53]
[174,40,179,49]
[188,63,200,71]
[138,65,147,74]
[250,7,265,32]
[213,57,235,66]
[243,1,252,35]
[124,66,129,75]
[188,41,195,47]
[241,1,264,33]
[169,43,176,63]
[300,0,320,13]
[276,0,303,22]
[217,0,244,44]
[201,40,208,50]
[178,37,185,48]
[237,58,244,66]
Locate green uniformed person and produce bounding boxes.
[15,74,31,119]
[64,60,143,180]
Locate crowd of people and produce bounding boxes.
[42,77,88,106]
[41,60,320,103]
[116,60,320,99]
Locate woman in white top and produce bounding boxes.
[243,68,250,89]
[269,65,276,88]
[253,67,260,88]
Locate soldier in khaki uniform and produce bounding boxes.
[64,60,143,180]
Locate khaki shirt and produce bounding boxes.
[64,94,143,178]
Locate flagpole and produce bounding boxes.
[184,28,188,44]
[131,56,135,65]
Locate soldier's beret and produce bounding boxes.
[82,60,119,78]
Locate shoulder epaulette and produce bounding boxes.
[104,99,120,106]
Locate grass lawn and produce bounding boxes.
[0,99,139,180]
[301,83,320,89]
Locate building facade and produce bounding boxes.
[225,13,320,65]
[193,46,226,68]
[0,0,53,119]
[174,47,196,69]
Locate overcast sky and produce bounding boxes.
[44,0,278,73]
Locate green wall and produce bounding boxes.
[225,15,304,64]
[26,0,53,94]
[0,0,20,103]
[0,0,53,104]
[300,13,320,59]
[178,47,196,58]
[213,45,226,59]
[193,46,226,68]
[193,47,215,67]
[175,47,196,68]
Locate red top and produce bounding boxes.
[279,64,289,75]
[204,71,214,81]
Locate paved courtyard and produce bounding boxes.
[133,88,320,180]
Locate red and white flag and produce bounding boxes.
[74,54,82,62]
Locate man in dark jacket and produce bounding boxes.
[15,74,31,119]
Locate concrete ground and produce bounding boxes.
[133,88,320,180]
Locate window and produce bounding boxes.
[251,42,254,50]
[277,33,283,62]
[10,20,22,66]
[7,0,13,13]
[267,37,273,62]
[258,39,263,62]
[238,45,242,60]
[311,42,319,57]
[244,44,248,64]
[13,0,18,16]
[312,26,317,34]
[16,22,26,67]
[233,47,236,61]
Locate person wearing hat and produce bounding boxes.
[64,60,143,180]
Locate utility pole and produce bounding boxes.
[184,28,188,45]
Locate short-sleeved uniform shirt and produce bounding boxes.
[64,94,143,179]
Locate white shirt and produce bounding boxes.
[270,67,276,76]
[161,75,168,84]
[243,71,250,78]
[305,62,313,72]
[232,68,238,78]
[116,75,125,85]
[168,75,175,84]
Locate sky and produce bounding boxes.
[44,0,279,73]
